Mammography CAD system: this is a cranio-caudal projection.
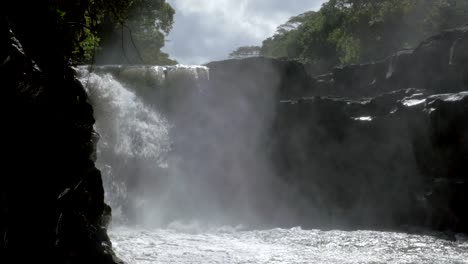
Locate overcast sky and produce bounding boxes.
[162,0,327,65]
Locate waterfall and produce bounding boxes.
[385,54,396,79]
[449,38,461,65]
[77,65,212,225]
[76,63,299,228]
[77,67,174,223]
[79,64,275,227]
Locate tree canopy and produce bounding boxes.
[259,0,468,67]
[4,0,176,66]
[229,46,262,59]
[91,0,177,65]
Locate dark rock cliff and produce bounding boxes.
[271,91,468,232]
[0,18,121,263]
[206,25,468,233]
[315,25,468,97]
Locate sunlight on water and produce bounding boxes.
[110,227,468,264]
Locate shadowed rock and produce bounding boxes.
[205,25,468,232]
[0,18,122,264]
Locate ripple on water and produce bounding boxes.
[109,227,468,264]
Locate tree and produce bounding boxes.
[4,0,176,66]
[229,46,261,59]
[260,11,318,59]
[259,0,468,68]
[92,0,177,65]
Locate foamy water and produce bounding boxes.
[110,227,468,264]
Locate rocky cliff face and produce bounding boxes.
[271,90,468,232]
[314,25,468,98]
[0,19,121,263]
[206,25,468,232]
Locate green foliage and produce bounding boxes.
[261,11,317,59]
[260,0,468,67]
[229,46,261,59]
[46,0,176,65]
[328,28,361,64]
[104,0,176,64]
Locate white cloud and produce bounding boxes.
[162,0,327,64]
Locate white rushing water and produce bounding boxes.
[78,67,172,221]
[77,65,213,224]
[110,227,468,264]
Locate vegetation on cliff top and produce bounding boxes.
[229,46,262,59]
[4,0,176,66]
[232,0,468,69]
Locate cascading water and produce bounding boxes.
[78,63,302,228]
[76,64,468,264]
[77,66,173,223]
[77,65,214,226]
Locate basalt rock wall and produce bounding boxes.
[206,25,468,232]
[0,18,122,264]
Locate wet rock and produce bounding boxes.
[268,90,468,232]
[206,57,317,100]
[314,26,468,98]
[206,26,468,232]
[0,18,121,263]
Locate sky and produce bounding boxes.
[162,0,327,65]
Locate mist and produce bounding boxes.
[79,54,427,232]
[78,60,311,229]
[77,0,468,235]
